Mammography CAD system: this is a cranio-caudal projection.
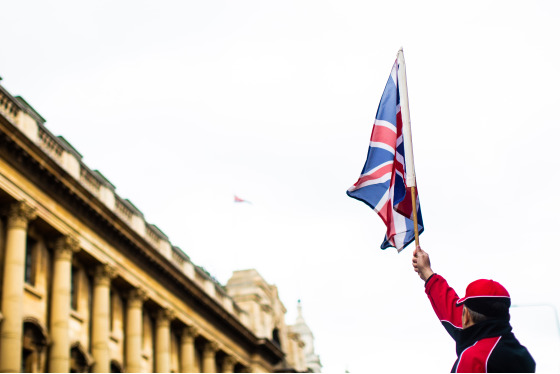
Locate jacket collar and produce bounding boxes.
[456,319,512,355]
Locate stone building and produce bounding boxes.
[227,270,301,372]
[289,302,322,373]
[0,79,316,372]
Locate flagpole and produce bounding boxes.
[397,48,420,248]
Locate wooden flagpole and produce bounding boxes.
[410,186,420,248]
[397,48,420,248]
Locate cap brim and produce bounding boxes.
[456,297,467,305]
[456,295,511,306]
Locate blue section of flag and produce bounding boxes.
[375,78,398,126]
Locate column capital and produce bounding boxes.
[181,325,198,343]
[203,340,219,355]
[52,235,80,261]
[223,355,237,372]
[93,263,117,286]
[127,287,147,308]
[156,308,174,328]
[6,201,36,229]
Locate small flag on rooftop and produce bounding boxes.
[234,195,251,204]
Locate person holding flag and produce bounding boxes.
[413,247,535,372]
[349,49,535,372]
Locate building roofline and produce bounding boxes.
[15,95,46,124]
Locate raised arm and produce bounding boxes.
[413,247,463,340]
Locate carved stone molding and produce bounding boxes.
[93,263,117,287]
[223,356,237,372]
[203,340,219,355]
[181,325,198,343]
[52,235,80,261]
[127,287,147,308]
[156,308,174,327]
[6,201,36,229]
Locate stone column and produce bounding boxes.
[155,308,174,373]
[91,263,116,373]
[48,235,80,373]
[222,355,236,373]
[202,341,218,373]
[0,201,36,372]
[125,287,147,373]
[180,326,197,373]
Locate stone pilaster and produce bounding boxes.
[155,308,174,373]
[202,341,218,373]
[91,263,116,373]
[180,325,198,373]
[125,287,147,373]
[48,235,80,373]
[0,201,36,372]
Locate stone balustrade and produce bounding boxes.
[0,86,21,124]
[38,126,64,161]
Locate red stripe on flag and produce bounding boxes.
[352,163,393,189]
[370,125,397,147]
[376,199,396,246]
[395,187,417,219]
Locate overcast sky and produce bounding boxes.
[2,0,560,372]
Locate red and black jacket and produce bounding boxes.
[425,274,535,373]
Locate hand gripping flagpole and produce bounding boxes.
[397,48,420,248]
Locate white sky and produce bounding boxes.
[2,0,560,372]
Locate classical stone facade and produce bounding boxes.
[289,302,322,373]
[226,271,321,373]
[0,80,316,372]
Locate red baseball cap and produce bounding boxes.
[457,279,510,305]
[456,279,511,318]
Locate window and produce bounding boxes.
[21,349,32,373]
[110,360,122,373]
[70,346,88,373]
[272,328,282,348]
[71,265,78,311]
[24,237,37,285]
[109,290,114,332]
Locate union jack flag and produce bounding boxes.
[347,59,423,251]
[234,195,251,204]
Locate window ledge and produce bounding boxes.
[70,310,85,323]
[24,283,43,299]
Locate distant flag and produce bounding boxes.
[234,195,251,204]
[347,49,423,252]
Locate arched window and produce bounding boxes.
[21,319,48,373]
[110,360,123,373]
[70,343,92,373]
